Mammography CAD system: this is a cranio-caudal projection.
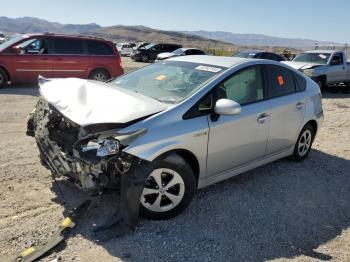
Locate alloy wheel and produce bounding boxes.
[94,73,107,82]
[140,168,185,212]
[298,129,312,157]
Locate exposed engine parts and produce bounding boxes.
[27,96,152,234]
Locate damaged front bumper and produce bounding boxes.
[27,96,154,233]
[27,96,148,192]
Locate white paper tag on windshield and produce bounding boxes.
[195,65,222,73]
[319,54,327,59]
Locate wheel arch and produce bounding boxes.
[154,149,200,184]
[0,65,10,82]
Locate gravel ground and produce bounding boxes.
[0,58,350,262]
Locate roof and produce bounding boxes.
[18,33,108,42]
[238,50,265,53]
[169,55,247,68]
[305,50,340,54]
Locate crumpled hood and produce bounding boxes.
[283,61,323,70]
[40,78,168,126]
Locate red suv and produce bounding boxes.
[0,33,123,88]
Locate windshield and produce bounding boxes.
[144,43,155,49]
[0,35,24,52]
[233,51,257,58]
[110,61,225,104]
[293,52,331,64]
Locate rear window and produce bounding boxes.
[266,65,296,98]
[87,41,114,55]
[53,38,84,55]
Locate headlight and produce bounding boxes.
[81,129,146,157]
[82,139,120,157]
[303,69,314,77]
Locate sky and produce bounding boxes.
[1,0,350,42]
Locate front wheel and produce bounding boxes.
[140,155,196,220]
[0,68,9,89]
[291,123,315,161]
[141,54,150,63]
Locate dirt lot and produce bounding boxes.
[0,57,350,262]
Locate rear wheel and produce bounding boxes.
[0,68,8,88]
[291,123,315,161]
[140,155,196,220]
[89,69,110,82]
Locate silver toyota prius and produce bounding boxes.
[27,55,323,223]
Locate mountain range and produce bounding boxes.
[0,16,338,50]
[180,30,339,49]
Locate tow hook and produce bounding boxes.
[13,200,91,262]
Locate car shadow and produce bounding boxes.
[322,86,350,99]
[50,148,350,261]
[0,84,39,96]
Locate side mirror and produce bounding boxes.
[214,99,241,116]
[11,46,22,54]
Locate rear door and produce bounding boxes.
[207,65,270,177]
[51,37,89,78]
[265,65,305,155]
[10,37,53,83]
[327,53,347,83]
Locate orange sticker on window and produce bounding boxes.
[278,75,285,86]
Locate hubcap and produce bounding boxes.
[298,130,312,157]
[140,168,185,212]
[94,73,107,82]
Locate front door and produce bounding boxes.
[327,53,347,83]
[11,38,53,83]
[207,65,270,177]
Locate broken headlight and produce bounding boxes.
[81,129,146,157]
[82,139,120,157]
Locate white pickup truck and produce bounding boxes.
[283,49,350,88]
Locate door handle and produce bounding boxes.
[296,101,304,109]
[257,113,269,124]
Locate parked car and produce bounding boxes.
[131,43,182,62]
[233,50,287,62]
[27,55,323,222]
[133,42,149,51]
[116,42,135,56]
[0,32,5,44]
[283,49,350,88]
[0,33,123,88]
[156,48,206,61]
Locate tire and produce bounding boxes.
[141,54,150,63]
[291,123,315,161]
[0,67,9,89]
[140,154,196,220]
[316,77,327,90]
[89,69,110,82]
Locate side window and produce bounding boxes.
[152,45,161,51]
[294,73,307,92]
[331,53,343,65]
[88,41,114,55]
[266,65,296,98]
[53,38,84,55]
[19,38,49,55]
[218,66,264,105]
